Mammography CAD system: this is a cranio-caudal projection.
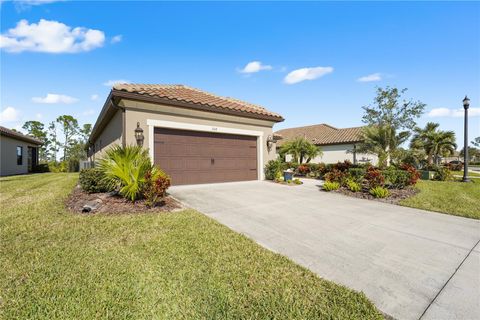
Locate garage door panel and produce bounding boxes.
[154,128,258,185]
[185,158,211,170]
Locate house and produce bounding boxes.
[275,123,378,164]
[0,126,42,176]
[88,84,284,185]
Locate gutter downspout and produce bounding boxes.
[121,106,126,147]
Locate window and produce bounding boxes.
[16,146,23,165]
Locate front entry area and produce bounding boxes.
[153,128,258,185]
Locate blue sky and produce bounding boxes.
[1,1,479,147]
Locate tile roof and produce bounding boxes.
[0,125,43,145]
[112,84,284,121]
[275,124,364,146]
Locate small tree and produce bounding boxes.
[56,115,79,161]
[410,122,456,165]
[279,137,322,164]
[360,87,425,166]
[47,121,59,162]
[22,120,48,162]
[79,123,92,143]
[357,125,410,168]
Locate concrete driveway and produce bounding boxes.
[169,179,480,320]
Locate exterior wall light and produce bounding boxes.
[135,122,144,147]
[266,135,275,151]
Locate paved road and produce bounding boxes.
[170,179,480,320]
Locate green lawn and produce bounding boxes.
[400,180,480,219]
[0,173,382,319]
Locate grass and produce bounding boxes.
[400,180,480,219]
[0,173,382,319]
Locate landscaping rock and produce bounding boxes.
[82,199,102,213]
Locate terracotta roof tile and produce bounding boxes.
[275,124,364,146]
[112,84,283,121]
[0,126,43,145]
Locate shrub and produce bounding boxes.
[383,168,410,189]
[306,171,320,178]
[297,164,311,175]
[333,160,352,172]
[143,169,171,208]
[79,168,112,193]
[68,159,80,172]
[33,163,50,173]
[98,145,155,202]
[348,168,366,183]
[399,164,420,185]
[433,167,454,181]
[274,170,284,183]
[365,166,384,189]
[48,161,68,173]
[311,163,327,178]
[265,159,286,180]
[308,163,320,173]
[324,169,348,185]
[346,179,361,192]
[293,178,302,185]
[323,181,340,191]
[369,186,390,198]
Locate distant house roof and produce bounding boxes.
[112,84,284,121]
[0,126,43,145]
[275,124,364,146]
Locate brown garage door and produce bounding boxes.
[154,128,258,185]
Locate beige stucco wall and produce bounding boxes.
[0,136,37,176]
[285,143,378,165]
[90,109,123,161]
[121,99,279,177]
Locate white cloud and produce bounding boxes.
[35,113,43,119]
[111,35,122,44]
[239,61,272,74]
[103,79,130,87]
[284,66,334,84]
[32,93,78,104]
[428,107,480,117]
[0,19,105,53]
[0,107,20,123]
[357,73,382,82]
[90,94,99,101]
[4,0,63,10]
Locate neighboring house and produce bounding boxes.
[0,126,42,176]
[275,123,378,165]
[88,84,284,185]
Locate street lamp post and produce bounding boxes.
[462,96,470,182]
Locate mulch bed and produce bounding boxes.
[333,187,419,205]
[66,185,184,214]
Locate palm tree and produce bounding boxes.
[279,137,322,163]
[98,145,157,201]
[357,125,410,168]
[410,122,456,165]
